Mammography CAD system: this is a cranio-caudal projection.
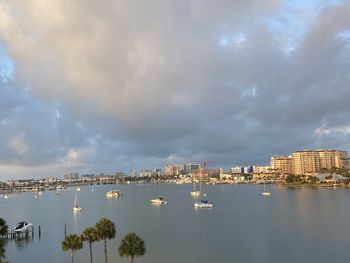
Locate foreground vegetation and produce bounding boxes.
[62,217,146,263]
[0,218,8,263]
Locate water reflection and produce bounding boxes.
[11,234,34,250]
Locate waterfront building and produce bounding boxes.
[140,169,153,177]
[220,173,233,180]
[130,169,137,177]
[46,176,58,183]
[271,156,293,174]
[291,150,348,175]
[253,166,271,174]
[64,172,79,180]
[165,163,200,176]
[231,166,244,174]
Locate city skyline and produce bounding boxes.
[1,0,350,180]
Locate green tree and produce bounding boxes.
[119,233,146,263]
[0,218,7,236]
[62,234,83,263]
[0,218,8,263]
[95,218,116,263]
[81,227,98,263]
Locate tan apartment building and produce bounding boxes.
[292,150,348,175]
[271,156,293,174]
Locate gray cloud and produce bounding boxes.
[0,0,350,179]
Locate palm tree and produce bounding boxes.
[0,218,7,236]
[80,227,98,263]
[95,218,116,263]
[0,218,8,263]
[62,234,83,263]
[119,233,146,263]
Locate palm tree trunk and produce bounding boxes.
[131,255,134,263]
[89,242,93,263]
[71,251,74,263]
[104,239,108,263]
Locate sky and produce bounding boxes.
[0,0,350,180]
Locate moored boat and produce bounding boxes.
[150,197,168,204]
[106,190,122,198]
[194,199,213,208]
[13,221,32,232]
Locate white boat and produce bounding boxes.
[13,221,32,232]
[106,190,122,198]
[150,197,168,204]
[76,187,81,191]
[4,195,8,199]
[262,185,271,196]
[73,191,81,212]
[73,205,82,212]
[194,199,213,208]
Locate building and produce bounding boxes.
[231,166,244,174]
[130,169,137,177]
[291,150,348,175]
[140,169,153,177]
[64,172,79,180]
[164,164,200,176]
[46,176,58,183]
[271,156,293,174]
[253,166,271,174]
[165,164,178,176]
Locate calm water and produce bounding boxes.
[1,184,350,263]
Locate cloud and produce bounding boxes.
[0,0,349,179]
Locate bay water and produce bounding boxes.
[1,184,350,263]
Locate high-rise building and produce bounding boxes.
[271,156,293,174]
[164,163,200,176]
[64,172,79,180]
[292,151,319,175]
[130,169,137,177]
[291,150,348,175]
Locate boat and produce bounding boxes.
[76,187,81,191]
[13,221,32,232]
[150,197,168,204]
[190,181,201,197]
[4,195,8,199]
[106,190,122,198]
[73,191,81,212]
[262,184,271,196]
[194,199,213,208]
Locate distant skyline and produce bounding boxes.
[0,0,350,180]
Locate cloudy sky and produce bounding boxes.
[0,0,349,180]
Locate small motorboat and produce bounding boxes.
[73,191,81,212]
[194,199,213,208]
[150,197,168,204]
[73,205,82,212]
[13,221,32,232]
[106,190,122,198]
[262,185,271,196]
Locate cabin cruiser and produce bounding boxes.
[194,199,213,208]
[150,197,168,204]
[106,190,122,198]
[14,221,32,232]
[73,205,82,212]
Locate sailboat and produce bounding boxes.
[190,180,201,197]
[73,190,82,212]
[262,184,271,196]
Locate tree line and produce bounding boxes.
[62,217,146,263]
